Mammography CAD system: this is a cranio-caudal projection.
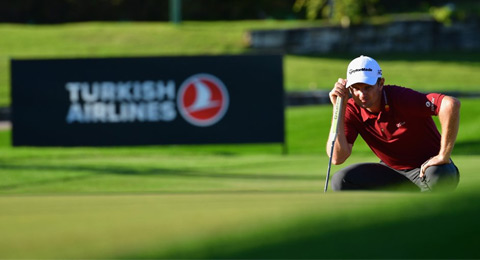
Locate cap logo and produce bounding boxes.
[177,73,229,127]
[349,68,373,75]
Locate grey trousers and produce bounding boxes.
[331,161,460,192]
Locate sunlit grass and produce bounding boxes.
[2,21,480,106]
[0,20,479,257]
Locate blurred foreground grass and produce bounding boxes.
[0,157,479,259]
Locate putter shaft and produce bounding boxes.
[324,136,336,192]
[324,97,343,193]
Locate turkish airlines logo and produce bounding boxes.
[177,73,229,127]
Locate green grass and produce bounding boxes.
[3,190,480,259]
[1,99,479,194]
[1,98,480,259]
[1,20,480,259]
[286,53,480,91]
[1,21,480,106]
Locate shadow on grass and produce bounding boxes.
[152,191,480,259]
[0,162,318,191]
[452,140,480,155]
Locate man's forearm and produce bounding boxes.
[438,96,461,160]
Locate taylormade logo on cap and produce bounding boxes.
[346,55,382,88]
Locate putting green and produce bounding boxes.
[0,99,478,258]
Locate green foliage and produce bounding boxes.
[293,0,380,26]
[293,0,329,21]
[429,2,480,25]
[430,5,454,26]
[293,0,479,26]
[333,0,363,26]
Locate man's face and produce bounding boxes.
[349,79,383,111]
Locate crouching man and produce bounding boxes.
[327,56,460,192]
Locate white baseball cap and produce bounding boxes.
[346,55,382,88]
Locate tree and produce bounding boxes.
[293,0,379,26]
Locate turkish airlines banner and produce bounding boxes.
[11,55,284,146]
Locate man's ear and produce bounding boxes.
[379,78,385,87]
[376,78,385,91]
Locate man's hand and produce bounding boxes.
[329,78,349,106]
[326,78,353,165]
[420,155,450,178]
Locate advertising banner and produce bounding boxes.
[11,55,284,146]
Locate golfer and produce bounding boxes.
[328,55,460,192]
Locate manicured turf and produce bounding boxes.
[2,188,479,259]
[1,20,480,259]
[0,99,479,258]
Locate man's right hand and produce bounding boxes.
[329,78,349,106]
[326,78,352,165]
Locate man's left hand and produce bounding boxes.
[420,155,450,178]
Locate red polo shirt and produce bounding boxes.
[344,85,445,170]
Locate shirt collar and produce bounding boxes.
[361,108,377,122]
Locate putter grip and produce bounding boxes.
[331,97,343,134]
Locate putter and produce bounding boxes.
[324,96,343,193]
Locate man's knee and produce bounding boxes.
[330,163,418,191]
[425,163,459,192]
[331,171,347,191]
[330,163,373,191]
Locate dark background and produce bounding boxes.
[0,0,468,24]
[11,55,284,146]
